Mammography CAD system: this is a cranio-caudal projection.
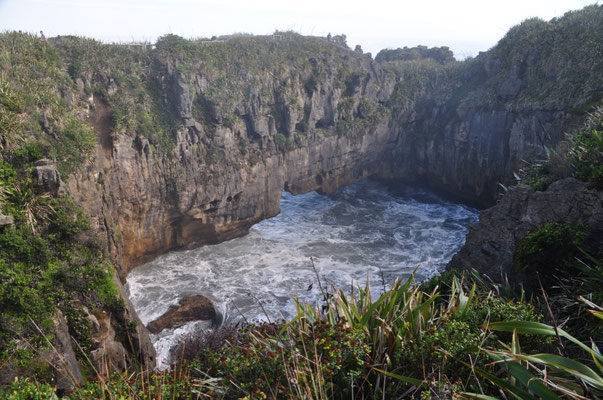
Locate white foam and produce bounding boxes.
[126,180,479,368]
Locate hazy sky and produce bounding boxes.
[0,0,598,58]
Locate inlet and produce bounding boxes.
[126,179,479,367]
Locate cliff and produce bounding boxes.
[0,5,601,381]
[55,33,397,276]
[447,178,603,283]
[380,6,602,205]
[63,6,603,276]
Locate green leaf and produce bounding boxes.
[371,368,424,386]
[488,321,603,362]
[500,359,559,399]
[456,358,535,399]
[512,353,603,389]
[458,392,501,400]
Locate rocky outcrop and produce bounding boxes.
[148,295,217,334]
[53,7,601,277]
[447,178,603,282]
[33,158,66,197]
[381,6,602,206]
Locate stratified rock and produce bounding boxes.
[447,178,603,283]
[148,295,217,334]
[113,274,156,367]
[33,158,66,197]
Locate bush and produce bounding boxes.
[514,222,588,277]
[0,378,59,400]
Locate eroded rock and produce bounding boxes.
[148,295,217,334]
[45,311,84,394]
[88,308,128,375]
[447,178,603,283]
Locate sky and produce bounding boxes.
[0,0,599,59]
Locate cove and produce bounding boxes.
[126,180,478,366]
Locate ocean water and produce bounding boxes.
[126,179,479,367]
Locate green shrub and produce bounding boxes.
[514,222,588,276]
[0,378,59,400]
[199,321,368,399]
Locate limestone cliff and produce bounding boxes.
[446,178,603,283]
[57,33,397,277]
[380,6,602,206]
[61,7,602,277]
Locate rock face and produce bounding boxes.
[447,178,603,282]
[65,37,398,278]
[53,8,601,276]
[388,107,582,207]
[148,295,217,334]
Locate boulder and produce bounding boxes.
[148,295,217,334]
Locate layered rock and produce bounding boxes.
[55,7,601,277]
[380,6,602,206]
[0,211,13,227]
[65,35,397,278]
[33,159,66,197]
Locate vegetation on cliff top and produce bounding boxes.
[384,5,602,126]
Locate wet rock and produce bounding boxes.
[148,295,217,334]
[447,178,603,284]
